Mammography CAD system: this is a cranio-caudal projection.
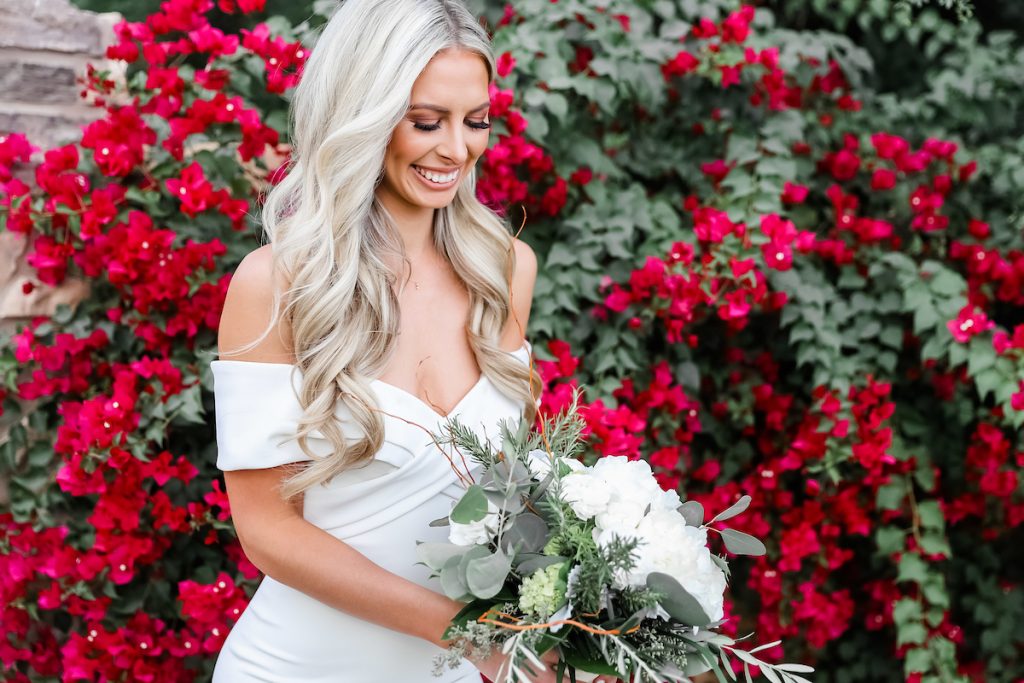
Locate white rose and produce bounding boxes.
[448,498,503,546]
[630,509,726,622]
[559,472,612,520]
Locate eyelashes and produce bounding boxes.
[413,120,492,132]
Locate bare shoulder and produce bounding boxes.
[502,237,538,349]
[218,244,295,364]
[512,237,538,285]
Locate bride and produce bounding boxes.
[211,0,618,681]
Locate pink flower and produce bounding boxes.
[780,181,808,204]
[946,306,994,343]
[662,51,699,80]
[870,168,896,190]
[166,162,224,216]
[700,159,733,183]
[496,51,516,78]
[1011,381,1024,411]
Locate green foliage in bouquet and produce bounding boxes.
[418,391,809,683]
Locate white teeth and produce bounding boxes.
[413,165,458,183]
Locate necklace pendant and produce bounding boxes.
[414,281,420,290]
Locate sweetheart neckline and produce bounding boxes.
[370,372,488,421]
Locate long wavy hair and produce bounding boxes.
[221,0,541,501]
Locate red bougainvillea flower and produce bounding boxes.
[662,50,700,80]
[780,181,808,204]
[946,305,995,343]
[496,51,516,78]
[700,159,733,184]
[81,105,157,178]
[1011,382,1024,411]
[218,0,266,14]
[165,162,224,216]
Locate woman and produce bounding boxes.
[211,0,618,680]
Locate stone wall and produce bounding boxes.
[0,0,121,506]
[0,0,120,327]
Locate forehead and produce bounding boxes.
[409,49,490,105]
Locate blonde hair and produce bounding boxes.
[223,0,540,501]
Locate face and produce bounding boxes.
[376,48,491,217]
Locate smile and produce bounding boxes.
[412,165,459,187]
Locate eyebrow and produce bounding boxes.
[408,102,490,114]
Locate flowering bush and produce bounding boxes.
[1,0,1022,681]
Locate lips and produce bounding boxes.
[411,164,460,186]
[412,164,460,173]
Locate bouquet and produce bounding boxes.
[418,389,813,683]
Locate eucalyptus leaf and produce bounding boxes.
[439,555,469,600]
[502,513,549,554]
[450,485,489,524]
[678,501,704,527]
[709,495,751,523]
[414,542,464,571]
[465,548,513,599]
[719,529,767,556]
[646,572,711,626]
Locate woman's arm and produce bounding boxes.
[217,245,464,648]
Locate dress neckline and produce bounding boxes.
[370,373,489,421]
[212,341,532,423]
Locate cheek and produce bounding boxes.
[388,129,424,165]
[467,138,489,163]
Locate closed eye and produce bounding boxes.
[413,120,491,132]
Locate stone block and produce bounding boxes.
[0,60,80,104]
[0,110,95,150]
[0,0,109,55]
[0,233,90,321]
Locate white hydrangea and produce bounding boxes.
[559,472,613,520]
[591,456,682,516]
[448,498,504,546]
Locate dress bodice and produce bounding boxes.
[210,341,535,536]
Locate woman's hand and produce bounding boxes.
[470,644,619,683]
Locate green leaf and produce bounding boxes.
[897,621,928,647]
[710,495,751,523]
[719,528,767,556]
[516,553,569,575]
[893,598,922,624]
[875,526,906,555]
[502,513,548,554]
[876,481,906,510]
[647,572,711,626]
[440,554,470,600]
[414,542,464,571]
[927,268,964,297]
[450,485,489,524]
[896,553,928,584]
[916,500,945,531]
[465,548,513,599]
[678,500,704,526]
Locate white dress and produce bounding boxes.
[209,342,534,682]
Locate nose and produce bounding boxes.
[436,123,469,167]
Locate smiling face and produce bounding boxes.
[376,48,492,220]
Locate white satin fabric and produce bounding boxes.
[210,341,534,682]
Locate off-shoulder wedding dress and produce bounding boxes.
[210,341,533,682]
